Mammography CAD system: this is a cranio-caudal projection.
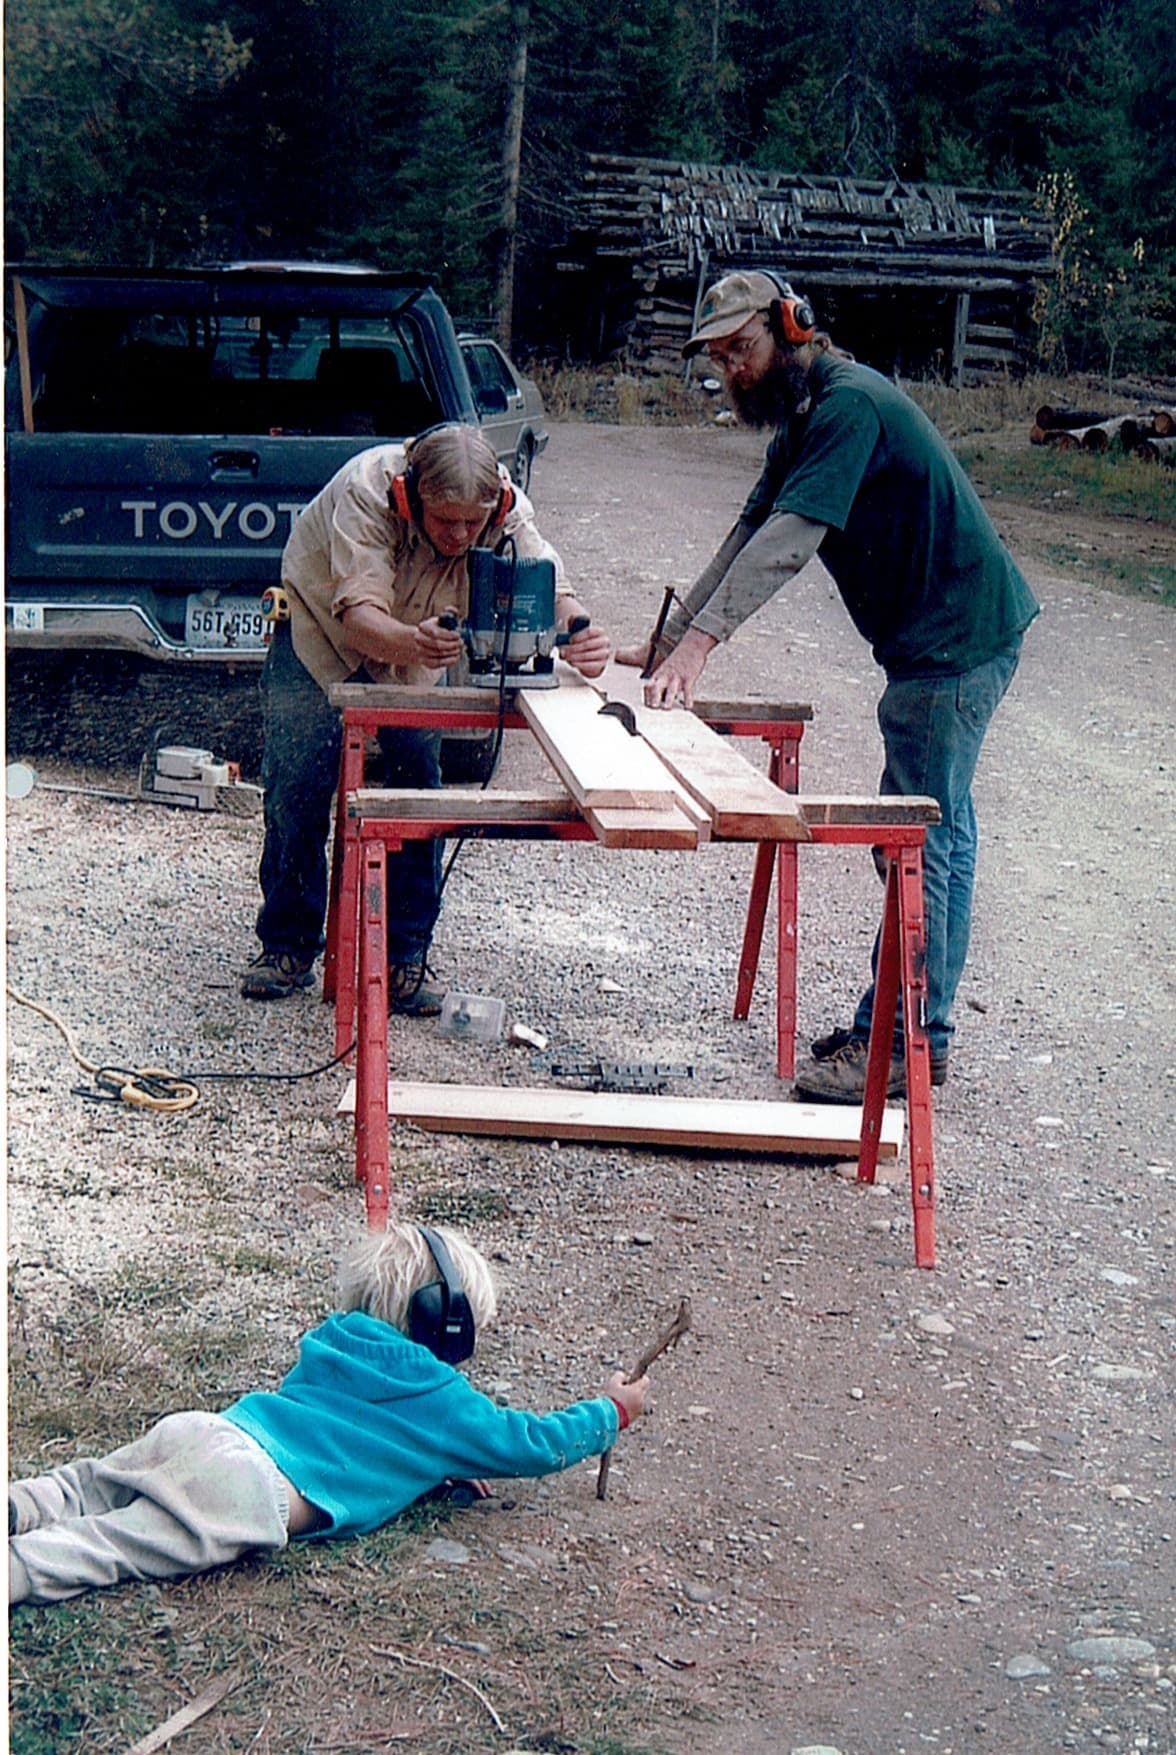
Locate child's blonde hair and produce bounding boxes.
[336,1222,498,1337]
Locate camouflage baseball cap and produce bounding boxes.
[683,271,788,358]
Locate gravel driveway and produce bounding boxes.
[6,419,1174,1754]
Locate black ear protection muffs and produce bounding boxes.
[389,423,515,530]
[406,1226,477,1364]
[761,270,817,348]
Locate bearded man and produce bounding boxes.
[620,271,1039,1102]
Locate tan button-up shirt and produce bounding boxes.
[281,442,568,689]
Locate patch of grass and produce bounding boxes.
[159,1317,263,1385]
[903,370,1050,436]
[956,438,1176,523]
[535,361,1086,432]
[1041,543,1176,605]
[414,1186,513,1226]
[108,1254,210,1312]
[533,363,707,426]
[9,1599,138,1752]
[168,1155,233,1200]
[209,1243,291,1277]
[7,1590,234,1754]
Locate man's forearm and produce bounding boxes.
[660,520,758,651]
[666,512,826,647]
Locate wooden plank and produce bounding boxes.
[338,1080,904,1159]
[349,787,579,822]
[630,702,811,841]
[348,785,700,848]
[584,803,700,850]
[329,683,508,714]
[330,681,817,728]
[695,698,813,724]
[518,673,681,810]
[800,795,941,826]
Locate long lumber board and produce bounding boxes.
[338,1079,903,1158]
[800,795,941,826]
[630,702,810,841]
[518,672,681,810]
[348,785,700,849]
[349,786,580,822]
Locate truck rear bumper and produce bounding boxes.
[5,600,265,666]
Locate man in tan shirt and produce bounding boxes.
[242,425,608,1010]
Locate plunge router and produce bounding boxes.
[459,548,588,689]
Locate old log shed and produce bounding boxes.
[545,153,1056,385]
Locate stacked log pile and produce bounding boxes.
[552,153,1055,376]
[1030,405,1176,463]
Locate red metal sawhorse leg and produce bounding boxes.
[324,719,369,1043]
[733,733,802,1079]
[855,841,936,1269]
[355,835,391,1228]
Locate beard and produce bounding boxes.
[730,353,811,428]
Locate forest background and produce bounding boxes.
[4,0,1176,379]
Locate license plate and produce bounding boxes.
[185,594,268,651]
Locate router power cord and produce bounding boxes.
[6,985,354,1113]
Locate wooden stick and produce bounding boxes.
[369,1645,508,1735]
[596,1297,691,1500]
[123,1669,242,1755]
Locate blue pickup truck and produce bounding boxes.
[5,262,522,670]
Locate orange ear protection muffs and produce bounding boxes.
[389,424,515,530]
[762,270,817,348]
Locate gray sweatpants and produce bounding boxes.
[8,1411,290,1605]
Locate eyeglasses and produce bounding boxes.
[706,319,769,370]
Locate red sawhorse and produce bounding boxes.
[346,793,938,1270]
[322,686,811,1066]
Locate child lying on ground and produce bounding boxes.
[9,1224,649,1606]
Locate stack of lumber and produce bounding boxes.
[1029,404,1176,463]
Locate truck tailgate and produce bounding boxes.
[6,432,372,587]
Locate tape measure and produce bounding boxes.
[260,586,290,622]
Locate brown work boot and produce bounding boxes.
[793,1037,948,1104]
[388,961,444,1018]
[241,948,315,999]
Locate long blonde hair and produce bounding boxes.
[336,1222,498,1335]
[407,424,502,509]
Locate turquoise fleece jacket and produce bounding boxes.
[222,1310,619,1538]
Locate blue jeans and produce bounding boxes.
[256,625,443,965]
[851,641,1022,1061]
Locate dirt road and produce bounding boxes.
[6,420,1174,1754]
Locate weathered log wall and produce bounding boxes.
[548,154,1056,383]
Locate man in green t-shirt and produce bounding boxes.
[620,270,1039,1101]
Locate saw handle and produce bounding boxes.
[555,614,590,647]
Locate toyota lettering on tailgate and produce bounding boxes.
[120,500,305,541]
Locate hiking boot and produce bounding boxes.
[793,1036,948,1104]
[388,961,444,1018]
[240,948,315,1000]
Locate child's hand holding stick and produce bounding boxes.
[596,1297,692,1500]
